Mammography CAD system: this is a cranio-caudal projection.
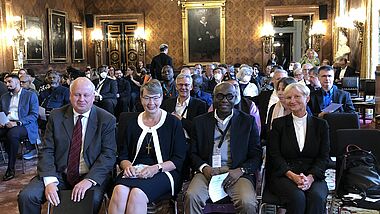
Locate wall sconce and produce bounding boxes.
[6,15,25,70]
[91,28,103,56]
[336,8,366,45]
[260,23,275,54]
[310,21,326,52]
[134,27,147,64]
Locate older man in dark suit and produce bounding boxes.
[18,77,117,214]
[308,65,355,117]
[185,82,262,214]
[0,74,39,181]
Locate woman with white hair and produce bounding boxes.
[267,82,329,214]
[236,65,259,98]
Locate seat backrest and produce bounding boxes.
[335,129,380,195]
[364,79,376,97]
[323,113,360,157]
[117,112,139,152]
[342,77,359,98]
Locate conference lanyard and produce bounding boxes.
[215,120,232,148]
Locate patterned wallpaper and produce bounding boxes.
[85,0,333,70]
[1,0,85,73]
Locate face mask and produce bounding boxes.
[214,73,222,81]
[242,76,251,82]
[100,72,107,79]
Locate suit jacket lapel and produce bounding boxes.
[205,113,215,162]
[316,90,324,111]
[188,97,194,119]
[229,110,238,162]
[63,106,74,141]
[303,115,314,152]
[84,107,97,152]
[285,115,300,152]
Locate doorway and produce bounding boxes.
[273,33,292,69]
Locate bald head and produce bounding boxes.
[70,77,95,114]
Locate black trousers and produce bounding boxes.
[269,176,328,214]
[0,126,28,170]
[18,174,110,214]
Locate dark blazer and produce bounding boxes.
[93,77,118,101]
[116,77,131,98]
[161,97,207,135]
[308,85,355,116]
[268,114,330,180]
[39,85,70,110]
[0,88,39,144]
[38,105,117,185]
[191,110,262,182]
[151,53,173,80]
[334,66,357,81]
[191,90,213,107]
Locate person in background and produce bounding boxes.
[267,52,278,66]
[115,69,131,118]
[301,63,313,85]
[293,68,305,85]
[20,74,38,95]
[191,74,213,108]
[125,66,141,112]
[108,66,116,80]
[193,64,203,75]
[237,65,259,98]
[39,71,70,113]
[299,48,320,67]
[334,57,357,84]
[202,63,215,92]
[161,65,177,101]
[307,67,322,93]
[92,65,118,114]
[150,44,173,81]
[321,59,330,66]
[206,67,224,94]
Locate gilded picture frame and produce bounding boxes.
[182,1,226,65]
[72,23,85,62]
[48,9,68,63]
[23,16,44,63]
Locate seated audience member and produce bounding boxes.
[20,74,38,95]
[39,71,70,112]
[114,69,131,118]
[125,66,142,112]
[193,63,203,75]
[259,65,273,91]
[161,65,177,100]
[185,82,262,213]
[308,65,355,117]
[18,77,116,214]
[307,67,322,93]
[250,64,262,92]
[293,68,306,85]
[299,48,320,67]
[267,77,297,131]
[0,74,39,180]
[92,65,118,114]
[301,63,313,85]
[202,63,215,92]
[180,67,192,75]
[205,67,223,94]
[18,68,36,90]
[237,65,259,98]
[108,66,116,80]
[334,57,357,84]
[268,83,329,214]
[321,59,330,66]
[161,74,207,180]
[191,74,213,108]
[108,79,186,213]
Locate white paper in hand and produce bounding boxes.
[0,112,9,126]
[209,172,229,202]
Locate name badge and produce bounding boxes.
[212,154,221,168]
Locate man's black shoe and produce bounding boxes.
[2,168,15,181]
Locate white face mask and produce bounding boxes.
[214,73,222,81]
[100,72,107,79]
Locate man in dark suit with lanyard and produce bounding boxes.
[185,82,262,213]
[18,77,117,214]
[161,73,207,180]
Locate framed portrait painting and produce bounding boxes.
[72,23,85,62]
[24,16,43,63]
[182,1,225,65]
[48,9,68,63]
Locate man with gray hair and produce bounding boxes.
[151,43,173,81]
[161,73,207,180]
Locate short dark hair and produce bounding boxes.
[277,77,297,91]
[6,74,20,80]
[318,65,334,73]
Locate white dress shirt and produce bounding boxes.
[43,109,92,186]
[292,113,307,152]
[8,88,22,121]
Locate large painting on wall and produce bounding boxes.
[48,9,68,63]
[72,23,85,62]
[24,16,43,63]
[182,1,225,65]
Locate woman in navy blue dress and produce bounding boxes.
[108,79,186,214]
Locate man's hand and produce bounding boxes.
[45,183,60,206]
[71,179,92,202]
[202,166,214,180]
[222,168,243,189]
[5,121,17,128]
[318,111,328,118]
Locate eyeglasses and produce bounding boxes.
[142,95,161,102]
[20,81,28,83]
[215,93,234,101]
[177,83,191,88]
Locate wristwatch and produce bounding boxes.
[16,121,22,126]
[157,164,163,172]
[240,167,246,174]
